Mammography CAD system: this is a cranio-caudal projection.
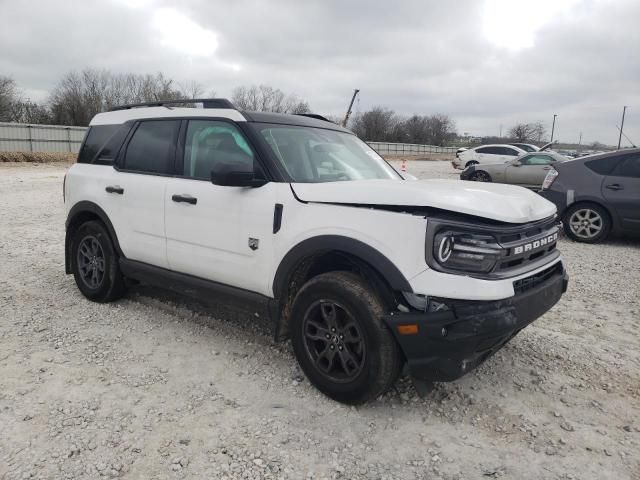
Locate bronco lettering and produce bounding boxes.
[513,232,558,255]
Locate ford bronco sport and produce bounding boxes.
[64,98,568,404]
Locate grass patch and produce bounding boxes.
[0,151,76,163]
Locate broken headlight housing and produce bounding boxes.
[432,230,502,274]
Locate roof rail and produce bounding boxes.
[295,113,333,123]
[109,98,235,111]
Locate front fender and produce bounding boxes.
[272,235,413,299]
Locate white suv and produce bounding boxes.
[64,99,568,404]
[453,144,527,169]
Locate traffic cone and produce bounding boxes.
[401,160,407,172]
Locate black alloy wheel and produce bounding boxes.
[71,220,126,302]
[471,170,492,182]
[302,300,366,382]
[76,235,106,289]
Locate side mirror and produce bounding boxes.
[512,161,522,167]
[210,162,267,187]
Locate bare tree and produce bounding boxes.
[401,115,430,144]
[231,85,310,114]
[351,109,456,145]
[424,113,457,146]
[0,76,19,121]
[0,75,52,123]
[350,107,398,141]
[508,123,534,142]
[10,100,52,124]
[178,80,204,99]
[508,122,547,143]
[49,69,190,125]
[531,121,547,142]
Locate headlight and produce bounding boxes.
[432,230,502,273]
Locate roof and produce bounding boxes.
[473,144,526,151]
[562,147,640,163]
[90,105,350,133]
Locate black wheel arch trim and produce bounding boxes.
[65,201,124,274]
[273,235,413,298]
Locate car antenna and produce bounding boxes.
[615,125,637,148]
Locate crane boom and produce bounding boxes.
[342,89,360,127]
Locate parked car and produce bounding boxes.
[460,151,568,189]
[509,143,539,152]
[452,144,526,169]
[64,98,568,404]
[540,149,640,243]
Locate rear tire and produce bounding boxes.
[562,203,611,243]
[465,160,479,168]
[470,170,492,182]
[71,221,126,302]
[290,271,402,404]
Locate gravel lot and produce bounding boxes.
[1,161,639,480]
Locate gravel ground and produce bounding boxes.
[1,161,639,480]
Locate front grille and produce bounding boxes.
[494,217,560,273]
[513,262,562,294]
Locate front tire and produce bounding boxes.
[470,170,492,182]
[290,271,402,404]
[71,220,126,302]
[563,203,611,243]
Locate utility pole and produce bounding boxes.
[499,124,503,137]
[578,132,582,154]
[550,114,557,143]
[617,106,628,149]
[342,89,360,128]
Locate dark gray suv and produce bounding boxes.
[540,148,640,243]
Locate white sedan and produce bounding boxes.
[452,144,527,170]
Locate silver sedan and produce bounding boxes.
[459,152,568,189]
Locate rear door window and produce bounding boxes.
[611,154,640,178]
[477,147,501,155]
[122,120,179,174]
[500,147,520,156]
[586,156,622,175]
[77,125,120,163]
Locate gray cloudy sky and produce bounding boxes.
[1,0,638,145]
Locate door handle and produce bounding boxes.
[105,185,124,194]
[542,167,552,170]
[172,194,197,205]
[605,184,623,191]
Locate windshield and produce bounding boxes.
[254,124,401,182]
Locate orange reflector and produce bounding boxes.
[397,324,419,335]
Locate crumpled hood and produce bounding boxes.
[291,179,556,224]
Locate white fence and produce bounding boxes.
[0,122,457,156]
[0,122,87,153]
[367,141,457,155]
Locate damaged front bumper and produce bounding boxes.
[383,263,569,382]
